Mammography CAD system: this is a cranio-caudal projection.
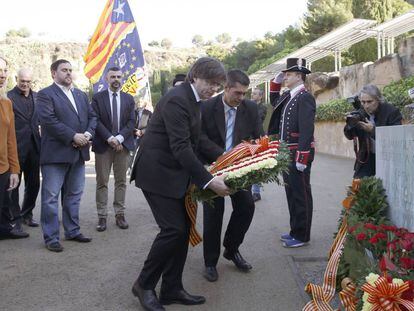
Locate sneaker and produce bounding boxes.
[283,238,308,248]
[46,242,64,252]
[280,233,294,242]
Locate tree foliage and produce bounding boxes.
[191,34,204,47]
[6,27,31,38]
[216,33,232,44]
[160,38,173,49]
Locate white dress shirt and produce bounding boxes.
[107,89,124,144]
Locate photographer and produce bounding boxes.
[344,84,402,178]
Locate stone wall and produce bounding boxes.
[308,37,413,105]
[314,121,354,158]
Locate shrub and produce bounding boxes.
[315,98,351,122]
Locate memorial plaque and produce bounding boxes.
[376,125,414,231]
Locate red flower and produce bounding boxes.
[399,257,414,270]
[401,280,414,304]
[348,225,358,234]
[369,236,379,244]
[356,233,366,241]
[364,223,378,230]
[373,232,387,240]
[379,256,387,272]
[380,224,397,232]
[399,239,413,251]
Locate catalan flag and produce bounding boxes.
[84,0,146,95]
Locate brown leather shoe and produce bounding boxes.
[115,214,129,229]
[96,218,107,232]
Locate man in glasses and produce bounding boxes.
[7,68,41,229]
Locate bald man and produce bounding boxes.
[7,68,41,228]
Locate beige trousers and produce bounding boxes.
[95,148,130,218]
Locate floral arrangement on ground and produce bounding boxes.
[192,136,290,202]
[303,177,414,311]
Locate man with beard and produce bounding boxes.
[37,59,97,252]
[130,57,230,311]
[91,67,135,232]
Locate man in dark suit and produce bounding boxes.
[92,67,135,232]
[7,68,41,228]
[198,69,263,282]
[37,59,97,252]
[268,58,316,248]
[130,57,230,311]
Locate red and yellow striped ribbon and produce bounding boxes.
[185,186,202,247]
[303,179,361,311]
[361,276,414,311]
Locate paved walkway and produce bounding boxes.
[0,153,354,311]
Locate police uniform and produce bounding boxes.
[268,58,316,244]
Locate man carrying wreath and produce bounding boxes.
[198,69,264,282]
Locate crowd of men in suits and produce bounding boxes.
[0,56,316,311]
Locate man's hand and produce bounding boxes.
[273,72,284,84]
[296,162,307,172]
[8,174,19,191]
[135,129,144,137]
[73,133,89,146]
[107,137,120,148]
[207,175,231,197]
[115,144,124,152]
[357,121,374,133]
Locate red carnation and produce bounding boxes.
[369,236,379,244]
[364,223,378,230]
[400,257,414,270]
[399,239,413,251]
[356,233,366,241]
[348,225,358,234]
[373,232,387,240]
[380,224,397,232]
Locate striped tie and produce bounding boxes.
[225,108,236,151]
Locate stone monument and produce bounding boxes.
[376,125,414,231]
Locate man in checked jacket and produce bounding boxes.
[268,58,316,248]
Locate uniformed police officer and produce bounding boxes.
[268,58,315,248]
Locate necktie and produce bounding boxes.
[112,92,119,134]
[225,108,236,151]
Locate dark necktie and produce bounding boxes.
[112,92,119,134]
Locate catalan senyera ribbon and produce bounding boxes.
[303,179,361,311]
[338,279,358,311]
[185,186,202,247]
[210,136,274,174]
[361,276,414,311]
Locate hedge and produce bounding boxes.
[315,75,414,122]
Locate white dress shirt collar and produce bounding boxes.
[289,83,305,98]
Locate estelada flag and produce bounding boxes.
[84,0,146,95]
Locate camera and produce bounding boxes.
[345,96,369,128]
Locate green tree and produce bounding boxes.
[6,27,31,38]
[206,45,231,62]
[148,40,159,47]
[303,0,353,41]
[191,34,204,47]
[160,38,173,49]
[216,33,232,44]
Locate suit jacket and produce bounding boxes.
[7,87,41,161]
[37,83,97,165]
[0,98,20,174]
[130,82,212,199]
[91,90,135,153]
[198,94,264,164]
[268,87,316,165]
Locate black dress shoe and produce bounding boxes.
[46,242,64,252]
[66,233,92,243]
[115,214,129,229]
[223,250,252,272]
[203,266,218,282]
[132,282,165,311]
[159,289,206,305]
[23,217,40,227]
[96,218,107,232]
[0,230,29,240]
